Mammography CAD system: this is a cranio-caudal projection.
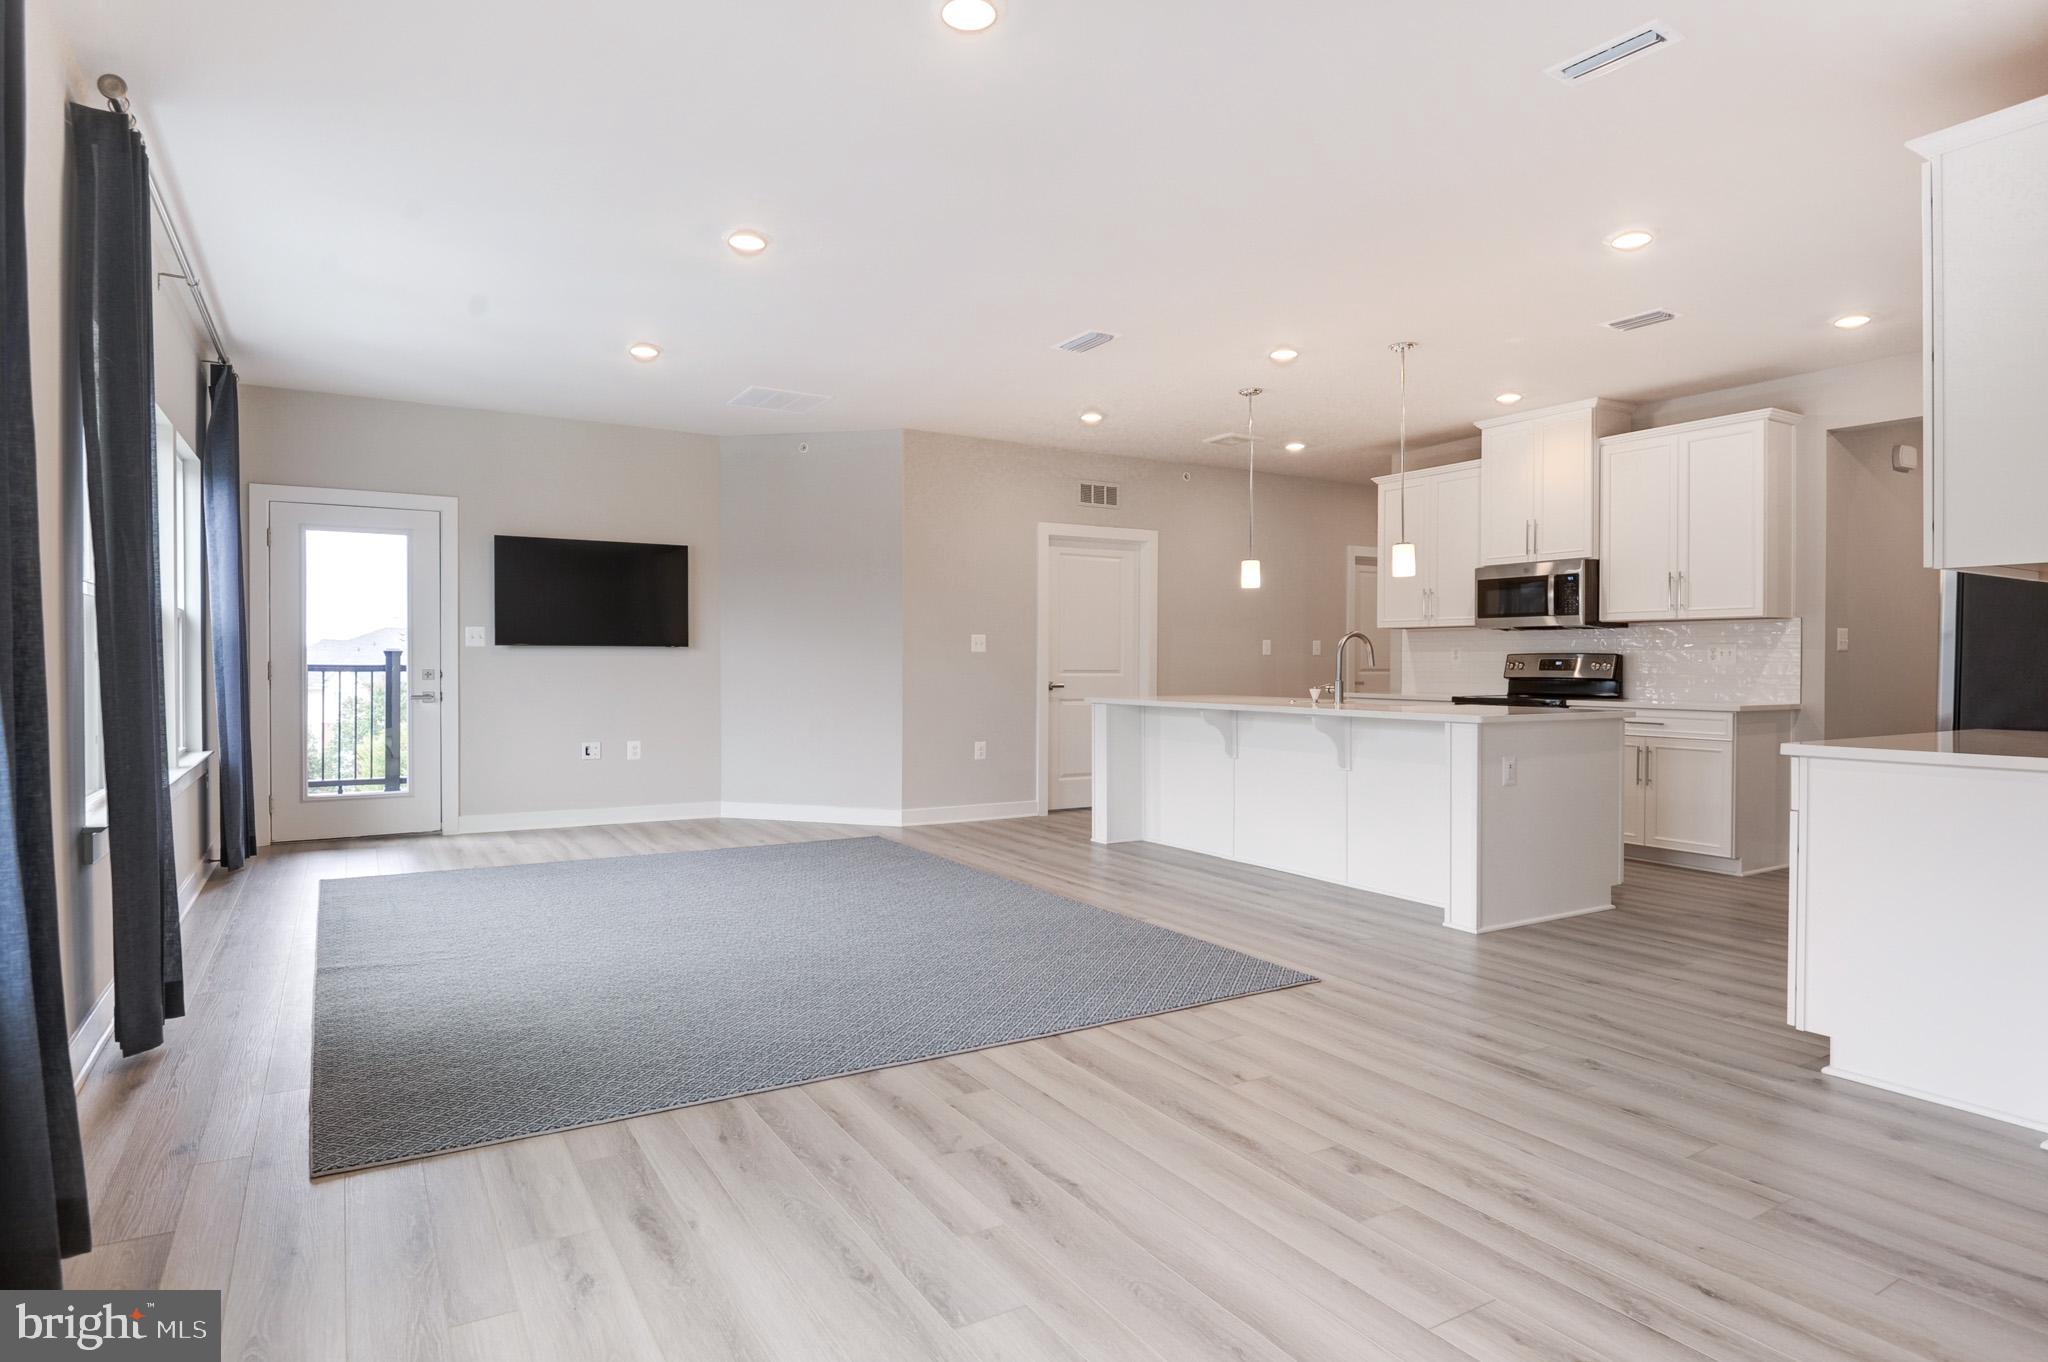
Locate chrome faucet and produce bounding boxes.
[1334,631,1376,706]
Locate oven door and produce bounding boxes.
[1476,570,1555,625]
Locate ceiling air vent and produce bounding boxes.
[1549,24,1681,84]
[1054,330,1118,354]
[1605,308,1677,333]
[1079,482,1120,508]
[728,385,831,414]
[1201,431,1253,448]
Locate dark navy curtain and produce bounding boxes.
[1,0,91,1287]
[71,101,182,1056]
[202,364,254,869]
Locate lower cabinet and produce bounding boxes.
[1618,708,1793,874]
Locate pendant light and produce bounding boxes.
[1238,387,1263,589]
[1388,342,1419,579]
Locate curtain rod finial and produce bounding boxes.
[96,73,130,111]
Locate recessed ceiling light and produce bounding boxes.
[1284,441,1307,453]
[1495,392,1523,405]
[1607,229,1655,252]
[1832,313,1872,329]
[725,229,769,256]
[1268,347,1300,364]
[1079,410,1104,426]
[939,0,997,32]
[627,342,661,362]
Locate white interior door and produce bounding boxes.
[1047,538,1141,811]
[268,501,443,841]
[1346,555,1393,692]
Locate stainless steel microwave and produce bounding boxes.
[1475,558,1605,629]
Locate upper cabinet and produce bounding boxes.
[1373,461,1480,629]
[1598,410,1797,623]
[1476,398,1635,565]
[1910,95,2048,576]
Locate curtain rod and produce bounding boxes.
[95,73,233,368]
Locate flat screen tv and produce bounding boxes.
[493,535,689,647]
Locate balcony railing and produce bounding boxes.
[306,649,408,794]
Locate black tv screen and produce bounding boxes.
[494,535,689,647]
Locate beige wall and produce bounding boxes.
[1631,352,1922,742]
[718,432,904,814]
[1825,420,1939,738]
[901,430,1376,812]
[238,387,722,821]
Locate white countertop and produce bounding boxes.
[1782,729,2048,773]
[1382,691,1797,714]
[1092,695,1623,725]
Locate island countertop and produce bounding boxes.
[1092,695,1624,725]
[1782,729,2048,773]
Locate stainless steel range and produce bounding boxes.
[1451,651,1623,709]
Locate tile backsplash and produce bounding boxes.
[1399,619,1802,707]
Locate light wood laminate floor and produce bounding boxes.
[63,812,2048,1361]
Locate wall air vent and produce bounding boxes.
[728,385,831,414]
[1549,24,1681,84]
[1201,431,1253,447]
[1054,330,1118,353]
[1079,482,1120,508]
[1605,308,1677,332]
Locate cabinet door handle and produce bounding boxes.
[1645,748,1654,784]
[1636,746,1646,784]
[1667,571,1676,610]
[1678,570,1687,609]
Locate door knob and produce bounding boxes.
[1047,683,1066,691]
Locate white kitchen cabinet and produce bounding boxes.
[1373,461,1480,629]
[1597,409,1796,622]
[1910,95,2048,576]
[1617,707,1793,875]
[1475,398,1634,565]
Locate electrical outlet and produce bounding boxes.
[579,741,601,760]
[973,740,987,761]
[1836,628,1850,653]
[1451,648,1462,664]
[1261,639,1272,656]
[1500,756,1518,787]
[1311,640,1322,656]
[625,740,642,761]
[969,633,987,653]
[464,626,486,647]
[1709,645,1736,664]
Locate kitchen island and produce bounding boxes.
[1785,730,2048,1144]
[1092,696,1625,933]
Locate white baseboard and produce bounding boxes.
[899,799,1041,827]
[453,801,722,835]
[1466,902,1614,934]
[1820,1064,2048,1139]
[450,797,1046,837]
[716,802,906,827]
[70,859,210,1090]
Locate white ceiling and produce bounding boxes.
[53,0,2048,482]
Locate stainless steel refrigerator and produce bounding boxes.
[1941,571,2048,731]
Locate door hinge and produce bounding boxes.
[265,526,271,547]
[267,794,274,815]
[265,660,272,682]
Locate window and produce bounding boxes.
[154,408,205,765]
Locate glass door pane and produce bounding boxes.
[302,528,410,798]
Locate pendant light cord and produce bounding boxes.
[1391,342,1416,541]
[1239,387,1263,557]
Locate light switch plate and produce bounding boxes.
[973,740,987,761]
[1261,639,1272,656]
[969,634,987,653]
[580,741,601,760]
[1500,756,1518,787]
[1311,640,1322,656]
[625,740,642,761]
[1836,628,1850,652]
[464,626,486,647]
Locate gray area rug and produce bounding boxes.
[309,836,1312,1174]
